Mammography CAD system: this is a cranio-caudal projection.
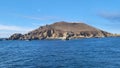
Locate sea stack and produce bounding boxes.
[9,21,113,40]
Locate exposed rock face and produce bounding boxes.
[9,21,113,40]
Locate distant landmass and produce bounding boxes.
[8,21,114,40]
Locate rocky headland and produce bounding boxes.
[8,21,113,40]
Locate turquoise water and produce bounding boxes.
[0,37,120,68]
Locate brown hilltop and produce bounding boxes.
[50,21,99,32]
[9,21,113,40]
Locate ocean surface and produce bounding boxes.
[0,37,120,68]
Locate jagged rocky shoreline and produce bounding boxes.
[8,21,113,40]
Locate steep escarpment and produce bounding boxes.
[9,21,113,40]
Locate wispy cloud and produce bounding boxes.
[0,24,33,31]
[12,13,62,21]
[22,16,59,20]
[98,12,120,22]
[0,24,34,38]
[31,23,46,27]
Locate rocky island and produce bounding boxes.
[8,21,113,40]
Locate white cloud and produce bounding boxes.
[0,24,33,31]
[22,15,59,20]
[31,23,46,27]
[98,12,120,22]
[0,24,34,38]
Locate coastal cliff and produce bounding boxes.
[9,21,113,40]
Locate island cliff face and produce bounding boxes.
[9,21,113,40]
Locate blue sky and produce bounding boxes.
[0,0,120,38]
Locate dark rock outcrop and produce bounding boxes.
[0,38,7,41]
[9,33,23,40]
[9,21,113,40]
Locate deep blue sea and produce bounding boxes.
[0,37,120,68]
